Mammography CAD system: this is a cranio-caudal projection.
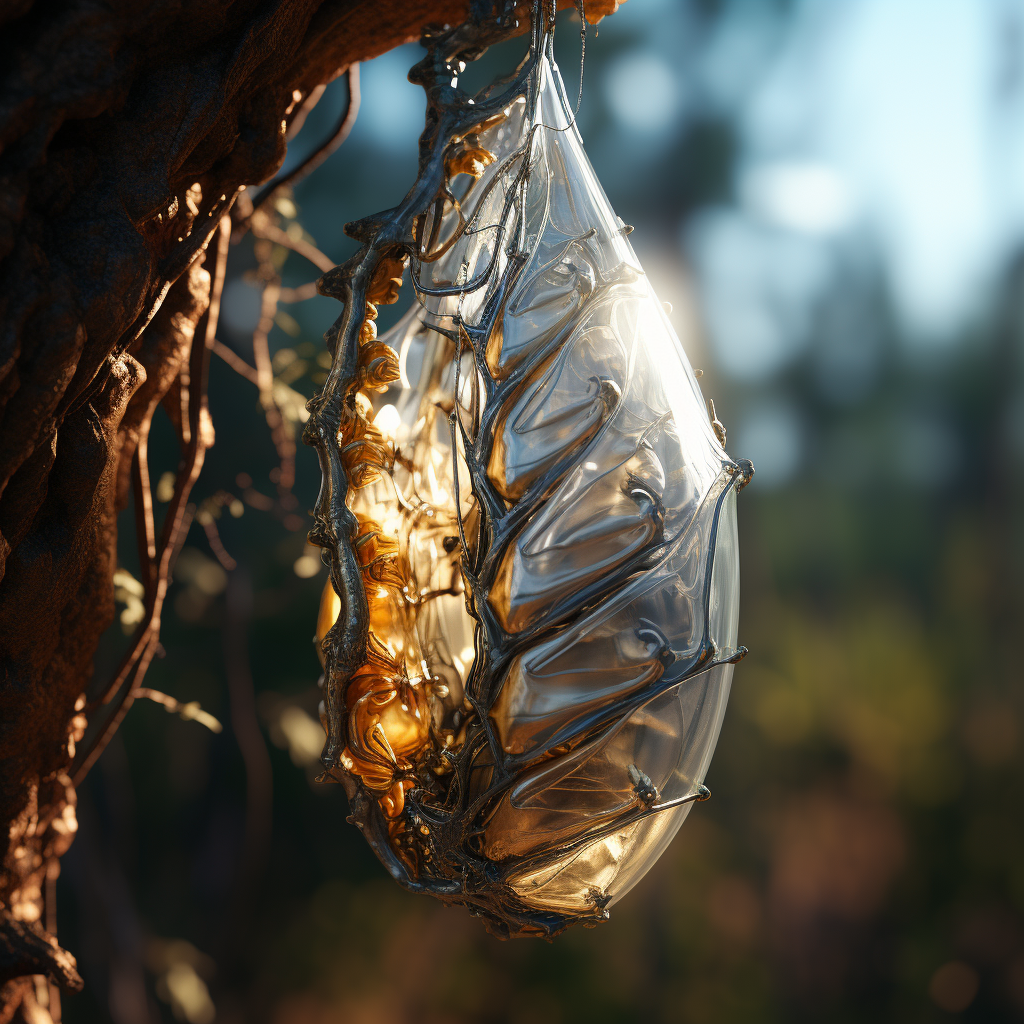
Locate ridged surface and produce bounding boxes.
[319,46,745,923]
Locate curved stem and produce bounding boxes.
[249,64,361,218]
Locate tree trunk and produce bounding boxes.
[0,0,619,1019]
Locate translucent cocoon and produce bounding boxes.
[320,52,744,923]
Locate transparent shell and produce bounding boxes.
[316,45,746,930]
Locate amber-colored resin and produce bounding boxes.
[315,299,433,797]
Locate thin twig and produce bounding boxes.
[131,434,157,597]
[278,281,320,303]
[258,223,335,273]
[241,487,275,512]
[200,513,238,571]
[134,688,223,733]
[250,65,361,217]
[250,279,298,495]
[252,281,280,397]
[213,339,260,383]
[285,83,326,142]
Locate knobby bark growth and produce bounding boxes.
[0,1,619,1020]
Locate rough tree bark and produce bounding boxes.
[0,0,620,1019]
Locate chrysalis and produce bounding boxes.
[307,5,751,937]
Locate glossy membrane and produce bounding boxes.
[324,50,742,920]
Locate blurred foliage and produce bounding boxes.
[59,3,1024,1022]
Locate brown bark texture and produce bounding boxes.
[0,0,620,1018]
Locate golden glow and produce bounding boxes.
[315,578,341,669]
[316,295,433,802]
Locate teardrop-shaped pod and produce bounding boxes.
[308,10,751,937]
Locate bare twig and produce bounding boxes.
[212,340,260,383]
[278,281,320,303]
[131,433,158,598]
[285,83,327,142]
[200,512,239,571]
[250,64,361,218]
[252,281,280,397]
[134,688,223,732]
[258,223,335,273]
[249,278,299,496]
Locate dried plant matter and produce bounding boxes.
[308,1,749,938]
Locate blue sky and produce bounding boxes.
[596,0,1024,346]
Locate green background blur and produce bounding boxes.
[62,1,1024,1021]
